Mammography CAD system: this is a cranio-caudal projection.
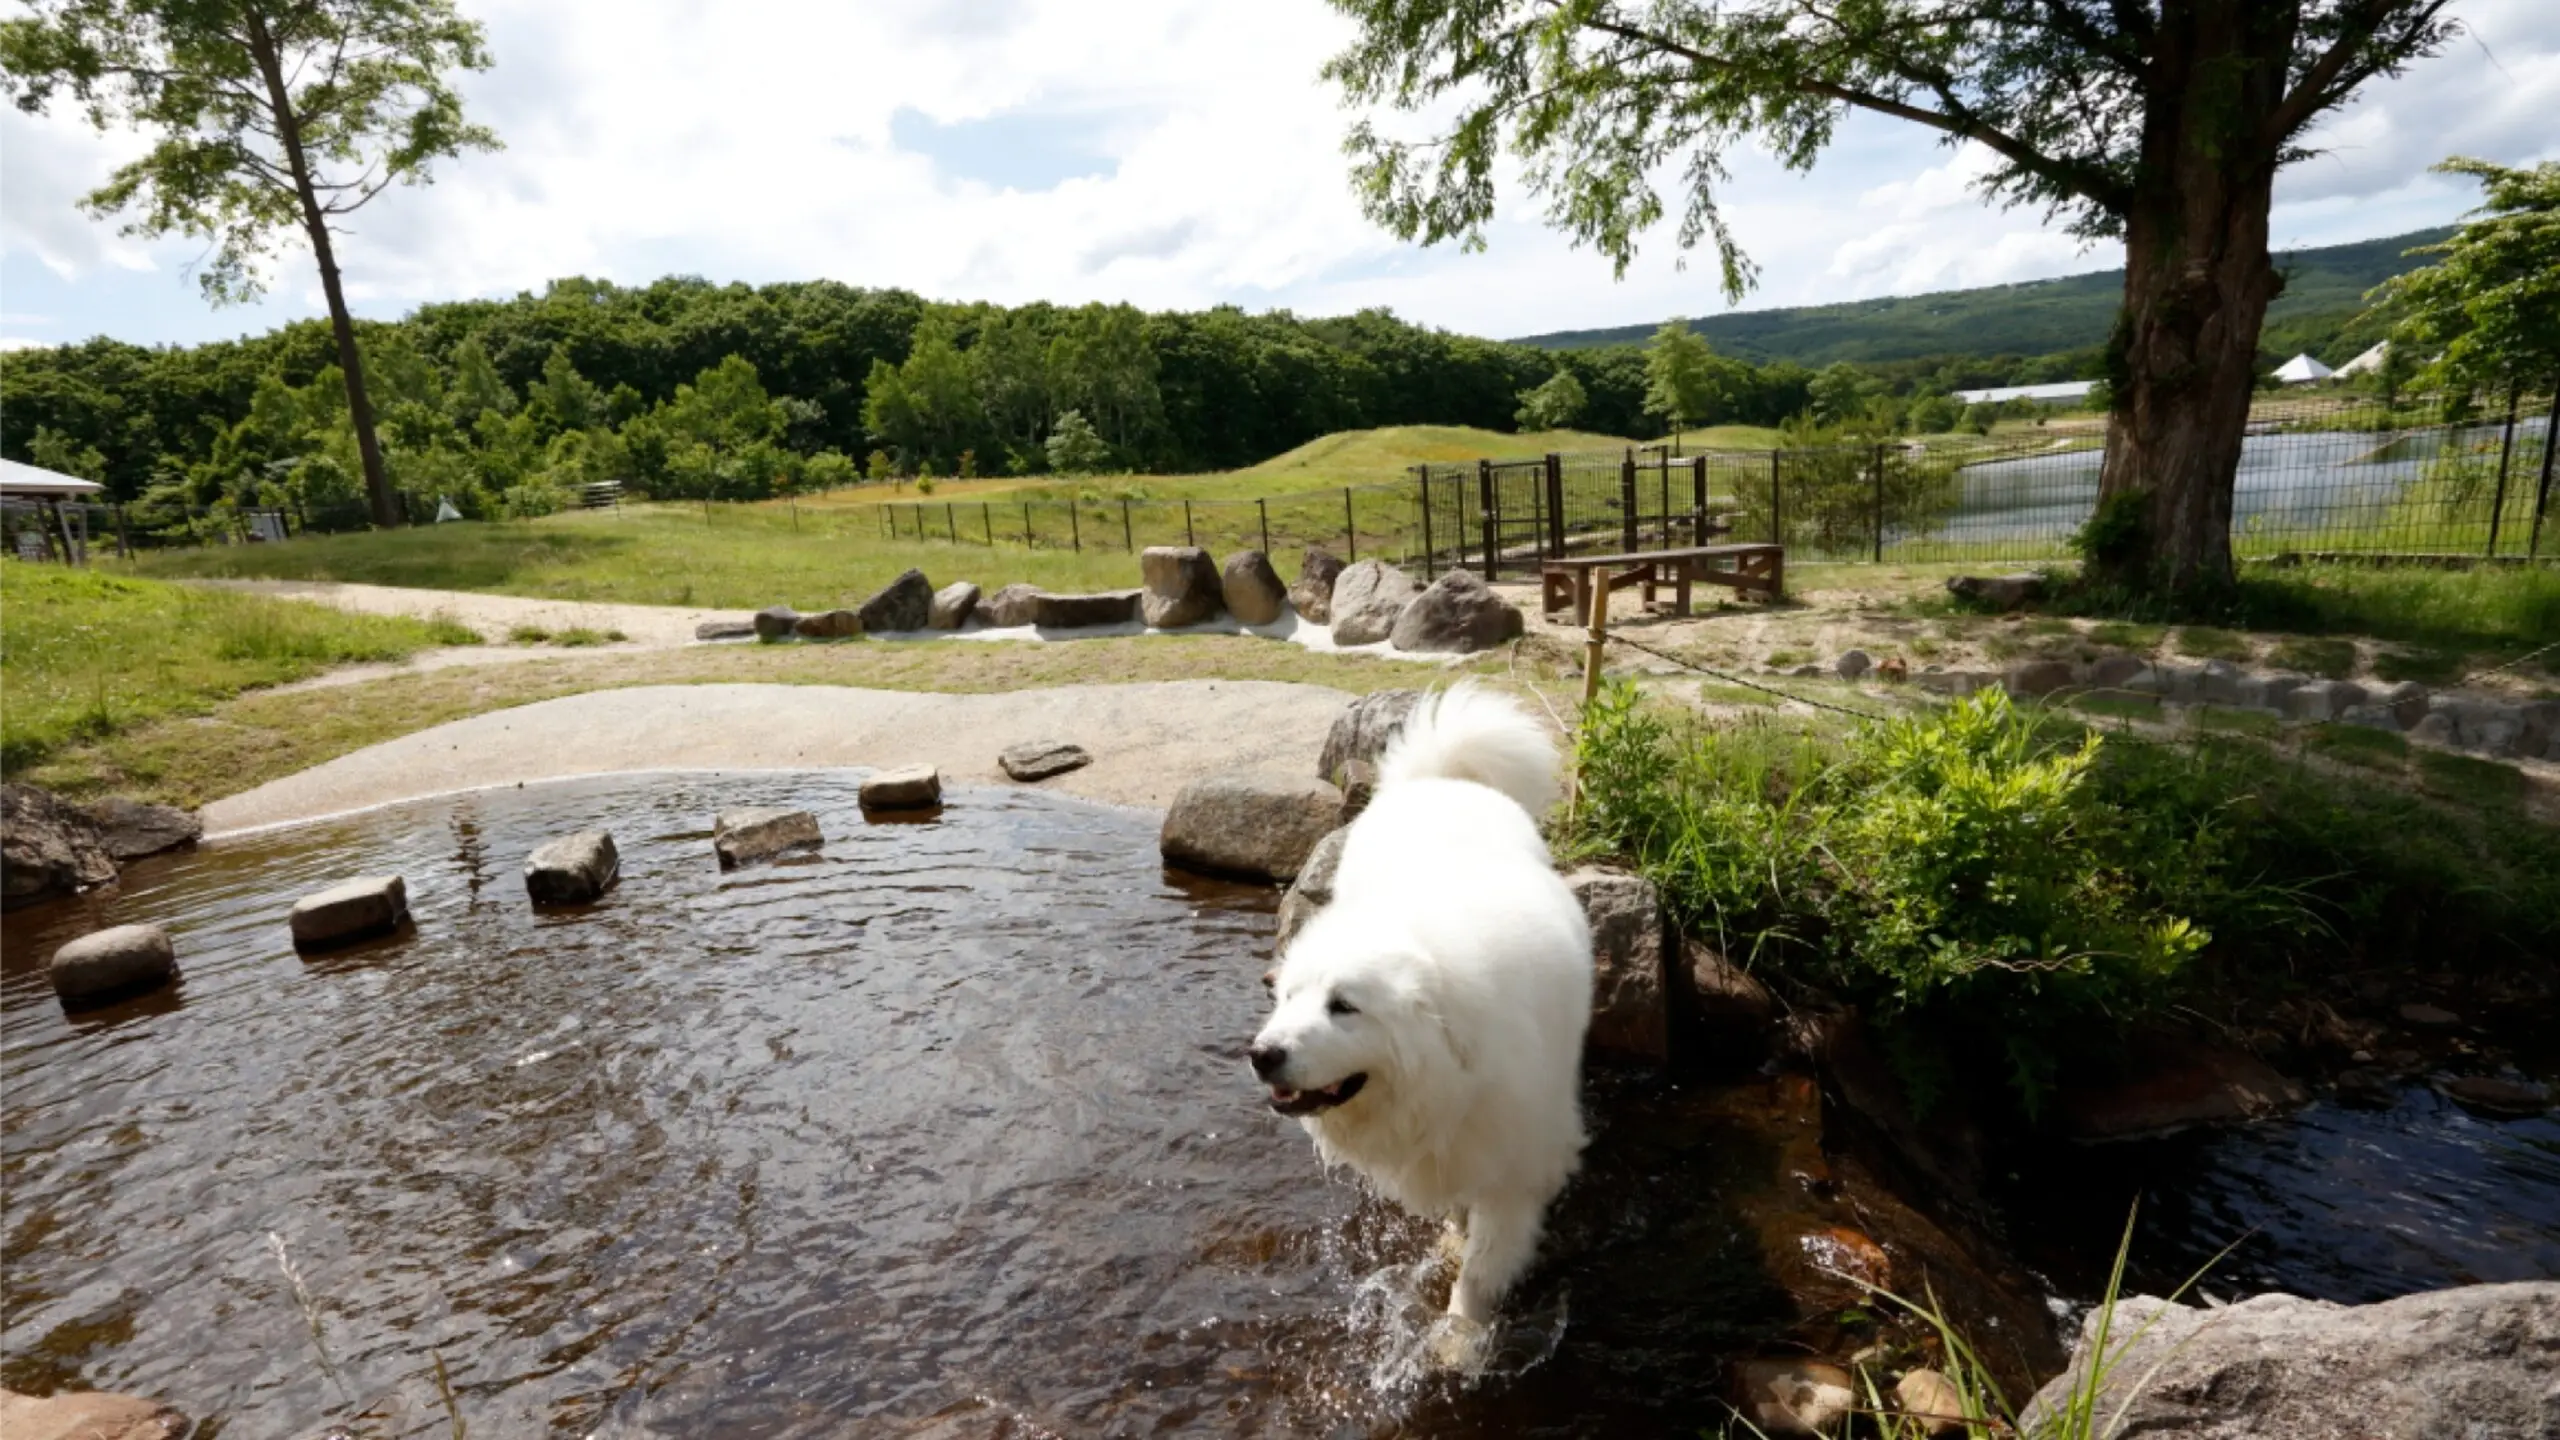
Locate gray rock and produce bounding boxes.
[2515,701,2560,758]
[753,605,801,641]
[2083,653,2149,690]
[2,783,118,911]
[793,608,861,639]
[860,764,942,810]
[2257,674,2307,713]
[1567,867,1666,1064]
[713,807,822,868]
[2155,662,2205,701]
[524,830,619,906]
[0,1387,192,1440]
[857,567,935,633]
[1731,1359,1855,1437]
[2005,658,2077,697]
[49,923,177,1004]
[1033,588,1143,628]
[1833,648,1873,680]
[1389,570,1524,653]
[2199,659,2250,706]
[1159,771,1343,881]
[2439,1075,2551,1117]
[2024,1282,2560,1440]
[1335,758,1379,820]
[290,875,409,950]
[2284,679,2362,722]
[1289,548,1347,623]
[1138,546,1225,628]
[1273,827,1348,954]
[694,618,757,641]
[1318,689,1423,783]
[2398,1001,2460,1027]
[1327,559,1421,645]
[2375,680,2430,729]
[2339,703,2404,731]
[1945,573,2044,610]
[1221,550,1287,625]
[80,797,201,862]
[1682,938,1775,1051]
[979,583,1046,627]
[1000,740,1092,782]
[1788,663,1823,678]
[929,581,980,630]
[1917,669,1993,696]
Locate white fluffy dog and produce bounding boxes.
[1250,683,1593,1326]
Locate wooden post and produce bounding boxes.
[1121,497,1133,551]
[1417,467,1436,580]
[1258,498,1270,555]
[1071,503,1081,552]
[1184,499,1195,548]
[1344,486,1356,561]
[2530,382,2557,558]
[1581,562,1609,710]
[2487,382,2521,557]
[1545,453,1565,557]
[1024,501,1034,547]
[1769,450,1783,547]
[113,502,132,559]
[1691,456,1707,539]
[1658,453,1671,546]
[1478,459,1499,581]
[984,502,993,545]
[1619,448,1640,553]
[946,501,956,541]
[1873,441,1888,563]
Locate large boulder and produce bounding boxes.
[0,1388,191,1440]
[524,830,619,906]
[1273,827,1349,954]
[1160,772,1344,881]
[1000,740,1092,782]
[50,923,177,1005]
[929,581,981,629]
[3,784,119,911]
[858,567,935,633]
[1034,589,1143,629]
[1290,548,1347,623]
[2054,1037,2308,1141]
[82,798,201,861]
[1327,560,1421,645]
[1221,550,1288,625]
[713,807,822,868]
[860,764,943,810]
[1567,866,1667,1063]
[1317,690,1424,785]
[979,583,1046,627]
[1681,937,1776,1061]
[1140,546,1225,628]
[752,605,801,641]
[792,608,861,639]
[290,875,409,950]
[1389,570,1525,654]
[2025,1282,2559,1439]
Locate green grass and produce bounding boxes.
[2066,693,2163,721]
[508,624,626,646]
[1697,680,1784,708]
[2085,621,2166,652]
[1,565,477,775]
[2229,563,2560,677]
[2191,708,2282,737]
[2174,626,2252,661]
[2304,724,2410,769]
[2416,750,2528,811]
[2265,635,2359,679]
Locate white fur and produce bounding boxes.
[1253,683,1593,1326]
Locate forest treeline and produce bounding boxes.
[0,276,2071,521]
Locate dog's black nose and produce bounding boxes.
[1247,1043,1287,1079]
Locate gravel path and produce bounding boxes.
[202,680,1356,836]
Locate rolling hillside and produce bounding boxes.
[1514,226,2451,365]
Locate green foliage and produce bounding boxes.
[1735,414,1959,553]
[1642,319,1727,434]
[26,425,106,480]
[2070,491,2150,572]
[2371,159,2560,397]
[1514,368,1588,430]
[1044,409,1110,475]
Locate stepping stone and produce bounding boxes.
[1033,589,1142,628]
[752,606,800,641]
[694,619,757,641]
[50,923,176,1005]
[1000,740,1092,782]
[524,830,619,906]
[714,807,821,868]
[290,875,409,950]
[1159,771,1342,881]
[979,583,1045,627]
[860,764,942,810]
[792,609,860,639]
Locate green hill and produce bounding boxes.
[1514,226,2451,365]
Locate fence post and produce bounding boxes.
[1619,448,1640,553]
[1545,453,1565,557]
[1478,459,1499,581]
[881,506,890,539]
[1344,487,1356,561]
[1658,453,1671,546]
[1416,466,1435,580]
[1258,498,1269,556]
[113,502,131,559]
[2486,382,2521,558]
[983,502,993,545]
[947,502,957,541]
[1024,502,1034,548]
[1769,450,1783,547]
[1121,497,1134,551]
[1071,502,1081,553]
[1873,441,1887,563]
[2531,383,2558,558]
[1184,499,1195,548]
[1691,457,1707,539]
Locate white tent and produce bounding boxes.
[2334,341,2390,378]
[0,458,106,564]
[2272,353,2335,385]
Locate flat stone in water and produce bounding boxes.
[713,806,821,867]
[859,765,942,810]
[525,830,619,906]
[999,740,1091,782]
[289,875,408,950]
[50,923,176,1004]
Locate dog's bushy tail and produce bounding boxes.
[1378,682,1560,818]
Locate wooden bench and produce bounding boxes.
[1540,543,1785,619]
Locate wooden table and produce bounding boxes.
[1540,543,1785,619]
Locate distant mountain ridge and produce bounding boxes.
[1511,226,2452,365]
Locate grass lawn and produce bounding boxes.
[1,565,477,775]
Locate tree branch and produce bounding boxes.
[2266,0,2450,142]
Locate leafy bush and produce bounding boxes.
[1045,409,1110,474]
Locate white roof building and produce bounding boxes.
[2334,341,2390,377]
[0,457,107,497]
[2272,353,2336,384]
[1951,380,2097,405]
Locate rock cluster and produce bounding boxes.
[3,784,119,910]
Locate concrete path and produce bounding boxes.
[202,680,1356,836]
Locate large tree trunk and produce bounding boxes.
[245,9,400,530]
[2091,2,2298,597]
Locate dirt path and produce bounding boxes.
[195,579,727,646]
[201,680,1356,836]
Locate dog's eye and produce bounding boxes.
[1326,994,1358,1016]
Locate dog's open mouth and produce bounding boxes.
[1267,1072,1367,1116]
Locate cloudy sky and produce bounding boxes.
[4,0,2556,352]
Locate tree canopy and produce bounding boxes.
[2370,158,2560,397]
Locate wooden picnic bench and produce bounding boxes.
[1540,542,1785,619]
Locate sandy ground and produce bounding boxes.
[202,680,1357,837]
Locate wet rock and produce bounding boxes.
[1033,588,1142,628]
[2397,1002,2459,1028]
[2054,1039,2307,1141]
[792,608,861,639]
[524,830,619,906]
[857,567,935,633]
[1566,867,1666,1064]
[1834,649,1872,680]
[1220,550,1287,625]
[694,618,757,641]
[2333,1067,2398,1108]
[81,798,202,862]
[1895,1369,1969,1436]
[1335,758,1378,820]
[2004,658,2076,697]
[860,764,942,810]
[1000,740,1091,782]
[1317,689,1423,783]
[50,923,176,1004]
[0,1388,191,1440]
[1390,570,1524,654]
[2,783,118,911]
[1327,559,1421,645]
[289,875,409,950]
[714,807,822,868]
[752,605,801,641]
[2024,1281,2560,1440]
[1946,573,2044,610]
[1732,1359,1856,1436]
[1160,772,1343,881]
[1139,545,1225,628]
[1681,938,1775,1056]
[1289,547,1346,623]
[1799,1224,1891,1290]
[929,581,980,629]
[2438,1075,2550,1117]
[979,582,1046,627]
[1273,827,1348,954]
